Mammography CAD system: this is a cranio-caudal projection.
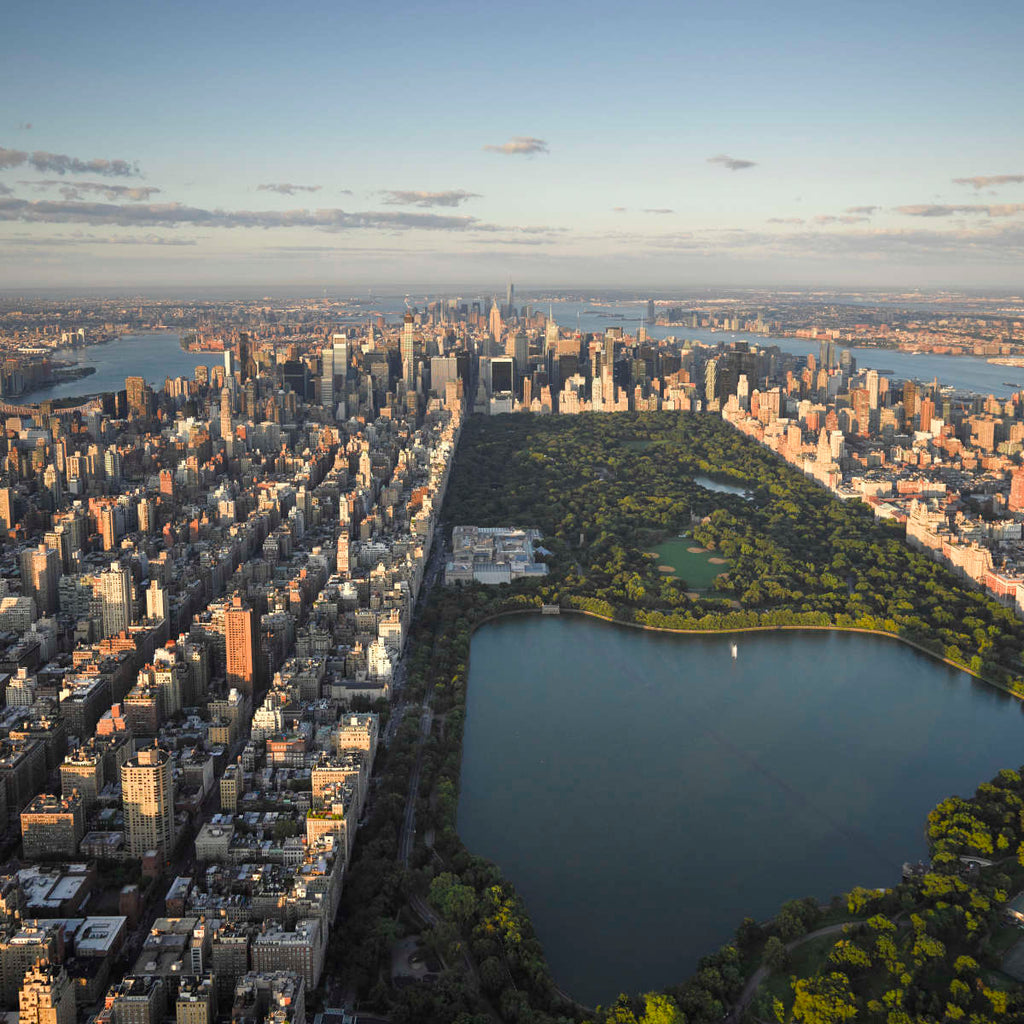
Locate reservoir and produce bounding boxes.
[458,615,1024,1005]
[23,331,224,402]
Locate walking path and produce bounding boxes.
[726,921,855,1023]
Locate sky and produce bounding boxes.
[3,0,1024,291]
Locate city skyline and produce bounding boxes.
[4,0,1024,288]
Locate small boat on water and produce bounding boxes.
[730,642,738,660]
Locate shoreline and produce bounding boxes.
[467,605,1021,702]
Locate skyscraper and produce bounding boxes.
[224,595,259,697]
[507,328,528,383]
[488,300,502,347]
[98,561,132,638]
[19,545,61,616]
[0,487,14,531]
[544,310,560,355]
[220,389,233,455]
[866,369,880,410]
[126,376,153,418]
[401,314,415,385]
[121,746,175,858]
[321,345,335,412]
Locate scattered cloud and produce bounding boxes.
[611,222,1024,266]
[483,136,549,156]
[465,237,550,246]
[845,206,878,215]
[0,196,554,235]
[257,183,322,196]
[2,232,197,247]
[19,180,160,202]
[814,214,870,225]
[0,146,138,176]
[643,208,674,214]
[707,153,757,172]
[766,217,805,225]
[952,174,1024,190]
[379,189,481,208]
[896,203,1024,218]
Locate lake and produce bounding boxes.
[458,616,1024,1005]
[23,331,225,401]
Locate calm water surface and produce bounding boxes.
[693,474,751,498]
[458,616,1024,1005]
[24,331,225,401]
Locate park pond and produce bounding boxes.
[457,615,1024,1005]
[693,474,752,499]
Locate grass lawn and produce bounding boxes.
[758,933,843,1007]
[650,537,728,591]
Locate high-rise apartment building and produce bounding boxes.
[19,546,60,616]
[121,746,175,858]
[1010,468,1024,513]
[18,962,75,1024]
[20,792,85,859]
[60,747,104,809]
[125,376,153,418]
[0,488,16,531]
[219,389,233,455]
[224,596,259,697]
[146,581,167,623]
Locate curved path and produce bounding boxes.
[726,921,855,1023]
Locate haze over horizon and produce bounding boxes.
[4,0,1024,290]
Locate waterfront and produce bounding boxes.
[458,616,1024,1005]
[22,331,225,401]
[536,300,1022,397]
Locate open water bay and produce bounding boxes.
[457,616,1024,1005]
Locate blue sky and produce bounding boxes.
[3,0,1024,289]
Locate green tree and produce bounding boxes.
[763,936,789,972]
[791,972,858,1024]
[639,992,686,1024]
[428,872,478,925]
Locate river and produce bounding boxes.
[458,616,1024,1005]
[22,331,225,402]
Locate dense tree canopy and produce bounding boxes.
[332,411,1024,1024]
[446,412,1024,689]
